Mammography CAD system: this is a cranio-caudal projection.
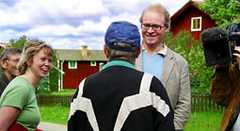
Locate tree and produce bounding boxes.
[164,30,214,93]
[200,0,240,28]
[9,35,27,49]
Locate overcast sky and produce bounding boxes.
[0,0,202,50]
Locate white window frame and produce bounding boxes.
[90,61,96,66]
[99,62,105,70]
[68,61,77,69]
[191,17,202,32]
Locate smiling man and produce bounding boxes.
[0,47,22,97]
[136,3,191,131]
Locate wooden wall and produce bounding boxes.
[171,6,217,41]
[62,61,106,89]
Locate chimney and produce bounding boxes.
[82,45,88,56]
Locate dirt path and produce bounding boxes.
[38,121,67,131]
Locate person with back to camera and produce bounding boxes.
[211,46,240,131]
[0,47,22,97]
[136,3,191,130]
[0,39,53,131]
[68,21,175,131]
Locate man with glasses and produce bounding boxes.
[0,47,22,97]
[136,3,191,130]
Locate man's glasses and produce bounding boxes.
[141,24,164,31]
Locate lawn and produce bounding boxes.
[39,106,69,125]
[39,106,224,130]
[38,89,76,95]
[185,111,224,131]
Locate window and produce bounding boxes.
[68,61,77,69]
[91,61,96,66]
[191,17,202,31]
[99,63,105,70]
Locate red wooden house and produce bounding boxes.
[56,46,107,89]
[170,1,217,41]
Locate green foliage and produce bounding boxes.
[49,50,61,92]
[200,0,240,27]
[165,31,214,93]
[36,75,50,94]
[9,35,27,49]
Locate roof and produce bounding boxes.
[0,42,11,48]
[55,49,107,61]
[171,1,206,22]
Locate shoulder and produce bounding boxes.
[166,47,188,66]
[5,77,32,95]
[149,75,167,95]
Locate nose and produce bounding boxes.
[146,27,154,33]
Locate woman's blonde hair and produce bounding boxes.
[17,39,53,75]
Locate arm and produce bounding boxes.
[68,79,85,131]
[68,88,80,131]
[0,106,20,131]
[174,61,191,130]
[151,77,175,131]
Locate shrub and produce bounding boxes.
[165,30,214,93]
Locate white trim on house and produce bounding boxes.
[191,16,202,32]
[90,61,96,66]
[68,61,77,69]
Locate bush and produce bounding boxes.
[165,30,214,93]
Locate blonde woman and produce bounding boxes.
[0,39,53,131]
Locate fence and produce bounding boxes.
[37,92,225,112]
[37,94,73,107]
[191,92,225,112]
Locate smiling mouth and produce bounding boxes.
[41,68,49,73]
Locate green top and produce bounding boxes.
[0,76,40,130]
[101,60,136,70]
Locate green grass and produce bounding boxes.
[38,89,76,95]
[185,111,224,131]
[39,106,224,130]
[39,106,70,125]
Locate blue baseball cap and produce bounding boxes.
[104,21,140,52]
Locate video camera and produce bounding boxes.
[200,23,240,66]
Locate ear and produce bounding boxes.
[0,60,7,69]
[26,60,32,67]
[103,44,109,59]
[164,26,169,33]
[136,45,142,58]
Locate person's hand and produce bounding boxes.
[233,46,240,70]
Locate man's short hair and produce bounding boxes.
[0,47,22,70]
[139,3,170,29]
[0,47,22,61]
[105,43,138,62]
